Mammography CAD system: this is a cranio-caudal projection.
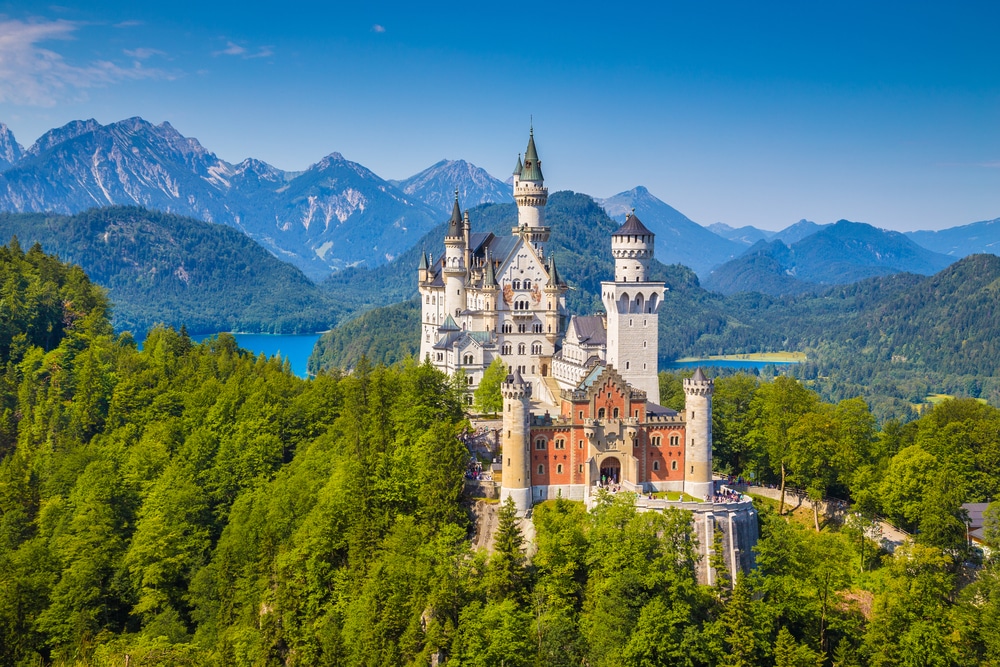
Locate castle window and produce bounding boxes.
[672,460,678,471]
[532,342,542,354]
[598,408,605,419]
[643,341,647,348]
[535,438,546,450]
[651,435,662,447]
[518,343,526,355]
[533,323,543,333]
[524,280,531,289]
[502,343,512,355]
[466,375,474,385]
[691,466,694,474]
[691,411,695,419]
[653,461,660,471]
[538,464,545,475]
[613,407,619,419]
[578,465,584,473]
[625,361,630,370]
[436,353,443,361]
[466,395,473,405]
[503,323,513,333]
[579,411,583,420]
[556,464,563,474]
[555,438,565,449]
[670,435,680,446]
[463,354,473,364]
[513,280,521,289]
[579,440,584,449]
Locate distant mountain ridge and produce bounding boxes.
[0,118,511,281]
[704,220,953,295]
[390,159,513,216]
[596,186,742,278]
[906,217,1000,258]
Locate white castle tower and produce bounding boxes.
[601,211,664,403]
[442,194,467,320]
[500,369,532,515]
[512,128,550,251]
[683,368,714,500]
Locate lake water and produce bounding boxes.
[191,333,321,378]
[665,358,801,371]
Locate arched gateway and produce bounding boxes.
[599,457,621,485]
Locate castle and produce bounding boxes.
[419,130,758,581]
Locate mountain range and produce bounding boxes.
[0,118,511,281]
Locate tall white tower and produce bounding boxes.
[513,128,550,251]
[443,194,467,320]
[500,369,532,515]
[601,211,664,403]
[683,368,714,501]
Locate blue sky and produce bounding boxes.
[0,0,996,231]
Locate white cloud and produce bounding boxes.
[213,40,273,59]
[372,24,386,33]
[123,47,165,60]
[0,18,166,106]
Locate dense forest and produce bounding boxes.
[1,241,999,666]
[0,207,342,336]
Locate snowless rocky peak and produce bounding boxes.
[0,123,24,169]
[26,119,102,157]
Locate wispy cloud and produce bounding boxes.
[213,40,274,59]
[0,18,168,106]
[372,24,386,33]
[123,47,165,60]
[979,161,1000,169]
[114,20,144,28]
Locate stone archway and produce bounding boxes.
[599,456,621,485]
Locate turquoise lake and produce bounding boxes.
[191,333,321,378]
[665,359,801,371]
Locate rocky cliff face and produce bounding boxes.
[392,159,513,216]
[0,123,24,170]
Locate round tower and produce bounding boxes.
[443,194,467,319]
[683,368,714,501]
[500,369,532,515]
[513,128,550,248]
[611,209,654,283]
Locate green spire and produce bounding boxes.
[418,250,429,271]
[520,128,544,182]
[447,189,462,237]
[513,153,523,176]
[547,253,560,287]
[484,250,497,288]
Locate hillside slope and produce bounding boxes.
[0,207,341,336]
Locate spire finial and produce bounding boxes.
[630,207,636,217]
[530,115,533,135]
[454,188,459,202]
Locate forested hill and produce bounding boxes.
[0,207,342,336]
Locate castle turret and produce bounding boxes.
[500,369,532,515]
[482,250,499,332]
[513,128,550,249]
[601,211,664,402]
[683,368,714,500]
[544,254,564,344]
[444,193,467,320]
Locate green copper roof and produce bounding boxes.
[513,154,523,176]
[418,250,429,270]
[546,254,561,287]
[520,130,544,182]
[447,192,462,237]
[483,251,497,287]
[440,315,460,332]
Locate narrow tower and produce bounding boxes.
[513,128,550,250]
[601,211,664,402]
[683,368,714,501]
[443,193,467,320]
[500,369,532,515]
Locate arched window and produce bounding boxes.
[518,343,526,355]
[653,461,660,471]
[537,464,545,475]
[513,280,521,289]
[531,342,542,355]
[671,460,678,471]
[535,438,546,450]
[613,407,619,419]
[502,343,512,355]
[524,280,531,289]
[556,463,563,474]
[619,293,629,313]
[597,408,605,419]
[635,293,644,313]
[502,322,513,333]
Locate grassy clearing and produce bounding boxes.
[650,491,700,502]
